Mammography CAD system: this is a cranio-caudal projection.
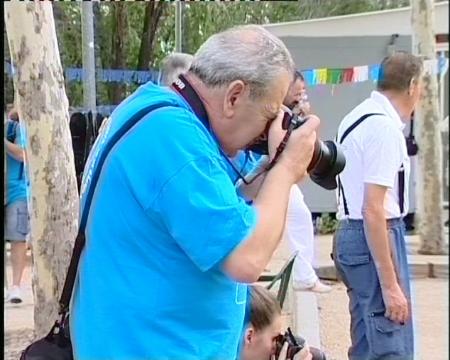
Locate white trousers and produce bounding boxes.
[283,185,318,286]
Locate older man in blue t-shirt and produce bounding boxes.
[71,25,320,360]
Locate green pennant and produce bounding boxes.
[327,69,343,84]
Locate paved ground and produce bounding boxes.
[317,278,449,360]
[4,256,34,360]
[4,231,449,360]
[270,232,449,360]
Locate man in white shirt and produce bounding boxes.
[333,52,423,359]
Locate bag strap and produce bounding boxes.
[337,113,384,217]
[59,102,172,314]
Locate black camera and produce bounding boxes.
[274,328,327,360]
[247,111,345,190]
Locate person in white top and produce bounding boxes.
[333,52,423,360]
[283,71,332,293]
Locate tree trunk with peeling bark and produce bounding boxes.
[4,1,79,337]
[411,0,446,255]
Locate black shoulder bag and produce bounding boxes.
[20,102,172,360]
[405,117,418,156]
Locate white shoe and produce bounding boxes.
[293,280,332,293]
[6,285,23,304]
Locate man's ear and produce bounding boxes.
[408,77,416,96]
[223,80,247,118]
[244,327,255,345]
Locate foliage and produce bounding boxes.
[316,213,338,235]
[4,0,415,109]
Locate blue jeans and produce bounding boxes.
[333,218,414,360]
[4,200,30,242]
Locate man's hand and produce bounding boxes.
[382,282,409,324]
[363,183,410,325]
[267,108,319,184]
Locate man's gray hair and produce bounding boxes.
[190,25,295,99]
[161,52,194,86]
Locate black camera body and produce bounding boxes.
[274,328,304,359]
[274,328,327,360]
[247,112,346,190]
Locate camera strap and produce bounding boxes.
[59,100,177,314]
[338,113,405,217]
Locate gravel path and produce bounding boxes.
[5,243,448,359]
[4,329,34,360]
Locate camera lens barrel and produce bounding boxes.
[308,140,346,190]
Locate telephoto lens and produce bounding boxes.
[284,112,345,190]
[246,111,346,190]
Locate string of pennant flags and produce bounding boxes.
[3,61,162,85]
[4,57,448,86]
[300,57,448,86]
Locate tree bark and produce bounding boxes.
[93,2,103,105]
[411,0,446,254]
[110,2,128,104]
[137,2,167,70]
[4,1,79,337]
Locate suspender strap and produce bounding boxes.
[58,102,173,314]
[338,113,384,217]
[338,177,350,217]
[398,165,405,215]
[339,113,384,145]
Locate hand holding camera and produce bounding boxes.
[267,109,319,184]
[248,106,345,190]
[272,328,326,360]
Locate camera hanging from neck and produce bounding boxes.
[171,74,295,185]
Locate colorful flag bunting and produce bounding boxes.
[3,58,447,87]
[369,64,380,82]
[343,68,353,82]
[316,68,328,84]
[327,69,343,84]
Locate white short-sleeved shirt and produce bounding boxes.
[336,91,410,220]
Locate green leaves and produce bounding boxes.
[49,0,412,107]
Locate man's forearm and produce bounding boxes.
[223,164,295,283]
[4,139,25,162]
[236,156,270,200]
[363,207,398,289]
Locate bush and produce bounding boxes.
[316,213,338,235]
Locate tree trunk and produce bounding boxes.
[4,115,8,290]
[93,2,103,105]
[137,2,167,70]
[411,0,446,254]
[4,1,79,337]
[110,2,128,104]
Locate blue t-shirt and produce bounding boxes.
[5,119,28,205]
[71,83,258,359]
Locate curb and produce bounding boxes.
[316,262,449,281]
